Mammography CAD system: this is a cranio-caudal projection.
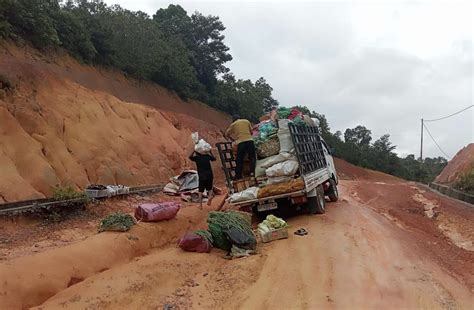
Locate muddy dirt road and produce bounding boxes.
[19,180,472,310]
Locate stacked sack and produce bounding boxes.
[252,108,317,198]
[229,107,317,203]
[253,118,302,198]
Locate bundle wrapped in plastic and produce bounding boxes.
[191,132,199,144]
[178,231,212,253]
[255,134,280,159]
[266,176,294,185]
[277,119,295,153]
[287,108,303,120]
[191,132,212,154]
[256,121,278,140]
[207,211,256,251]
[277,107,291,119]
[195,139,211,154]
[258,177,305,198]
[229,186,259,202]
[266,160,299,177]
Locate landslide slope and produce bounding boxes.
[435,143,474,185]
[0,44,229,202]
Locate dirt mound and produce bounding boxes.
[334,157,401,182]
[435,143,474,185]
[0,43,230,202]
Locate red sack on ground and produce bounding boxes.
[134,202,180,222]
[178,233,212,253]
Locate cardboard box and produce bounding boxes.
[260,226,289,243]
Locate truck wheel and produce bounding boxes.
[308,186,326,214]
[328,179,339,202]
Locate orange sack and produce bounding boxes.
[257,177,305,198]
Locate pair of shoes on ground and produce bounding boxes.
[294,228,308,236]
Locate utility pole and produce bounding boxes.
[420,118,424,161]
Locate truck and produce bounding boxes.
[216,122,339,216]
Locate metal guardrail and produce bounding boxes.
[0,184,163,215]
[429,182,474,205]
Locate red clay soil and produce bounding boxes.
[12,181,473,310]
[0,43,230,202]
[0,187,227,261]
[350,180,474,291]
[0,191,228,309]
[334,157,402,182]
[436,143,474,185]
[1,167,473,309]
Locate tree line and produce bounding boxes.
[0,1,445,183]
[294,106,448,184]
[0,0,278,122]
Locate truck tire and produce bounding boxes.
[328,179,339,202]
[308,185,326,214]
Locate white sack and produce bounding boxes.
[255,152,296,177]
[195,139,211,154]
[229,186,260,202]
[266,176,294,185]
[191,132,199,144]
[260,152,296,169]
[266,160,299,177]
[277,119,295,153]
[311,118,320,127]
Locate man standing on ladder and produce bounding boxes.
[225,114,256,180]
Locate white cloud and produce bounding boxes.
[105,0,473,159]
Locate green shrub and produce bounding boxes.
[454,167,474,194]
[52,185,86,200]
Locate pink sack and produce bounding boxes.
[178,233,212,253]
[134,202,180,222]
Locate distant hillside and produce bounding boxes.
[435,144,474,185]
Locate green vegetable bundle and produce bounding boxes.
[195,229,214,244]
[98,212,135,232]
[257,215,287,235]
[266,215,287,229]
[207,211,254,251]
[277,107,291,119]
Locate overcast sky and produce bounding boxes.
[105,0,473,159]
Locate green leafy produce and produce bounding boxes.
[195,229,213,244]
[258,215,287,235]
[291,116,307,127]
[207,211,254,251]
[266,215,287,229]
[277,107,291,119]
[98,213,135,233]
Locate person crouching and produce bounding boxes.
[189,149,216,209]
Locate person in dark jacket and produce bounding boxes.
[189,149,216,209]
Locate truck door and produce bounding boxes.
[321,139,337,183]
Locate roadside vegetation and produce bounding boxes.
[455,167,474,194]
[52,185,87,201]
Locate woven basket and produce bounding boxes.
[256,135,280,159]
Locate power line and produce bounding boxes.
[423,123,451,159]
[424,105,474,122]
